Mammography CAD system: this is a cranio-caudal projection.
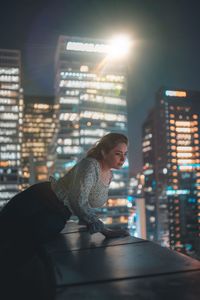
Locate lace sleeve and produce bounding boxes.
[68,159,105,233]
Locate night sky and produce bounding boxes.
[1,0,200,174]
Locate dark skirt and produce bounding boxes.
[0,182,69,299]
[0,181,71,245]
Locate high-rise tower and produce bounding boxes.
[142,88,200,257]
[0,49,23,208]
[22,96,56,188]
[53,36,129,227]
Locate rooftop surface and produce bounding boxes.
[43,222,200,300]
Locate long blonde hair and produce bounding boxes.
[87,132,128,160]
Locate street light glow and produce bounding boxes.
[108,35,132,59]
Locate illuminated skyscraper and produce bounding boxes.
[142,109,158,241]
[0,49,23,208]
[142,87,200,257]
[53,35,129,227]
[22,96,57,188]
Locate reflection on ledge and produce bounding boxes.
[1,221,200,300]
[44,221,200,299]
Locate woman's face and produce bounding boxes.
[102,142,128,169]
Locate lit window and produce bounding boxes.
[171,139,176,144]
[170,133,176,137]
[80,65,89,72]
[176,127,191,133]
[177,153,193,158]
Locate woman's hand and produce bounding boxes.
[101,228,130,239]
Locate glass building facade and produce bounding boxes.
[22,96,57,188]
[52,35,129,227]
[142,109,158,242]
[0,49,23,208]
[142,87,200,257]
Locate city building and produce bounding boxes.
[128,173,145,237]
[52,35,130,227]
[22,96,57,188]
[0,49,23,208]
[142,87,200,257]
[142,109,158,242]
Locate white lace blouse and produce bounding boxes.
[49,157,112,233]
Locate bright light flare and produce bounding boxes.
[108,35,132,59]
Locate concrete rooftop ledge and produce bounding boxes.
[43,221,200,300]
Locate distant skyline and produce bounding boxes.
[1,0,200,174]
